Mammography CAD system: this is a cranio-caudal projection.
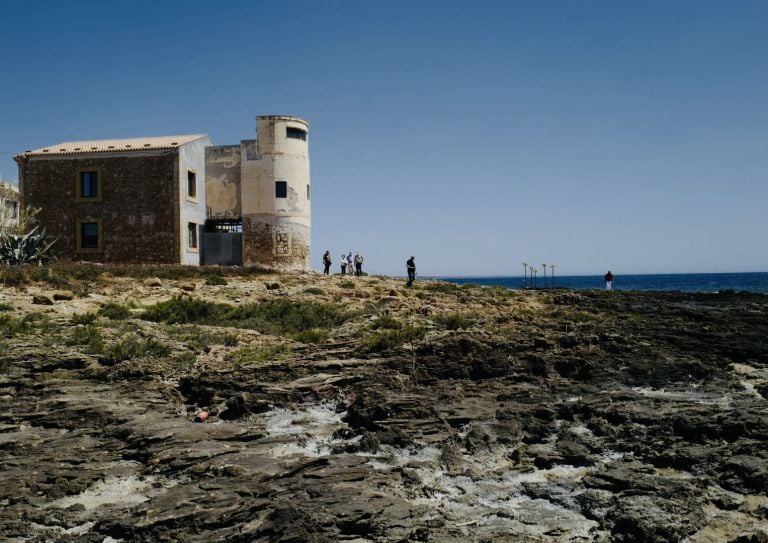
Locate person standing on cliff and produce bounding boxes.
[340,253,347,275]
[605,271,614,290]
[347,252,354,274]
[354,252,364,276]
[322,251,332,274]
[406,256,416,287]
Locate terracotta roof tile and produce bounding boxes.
[19,134,207,157]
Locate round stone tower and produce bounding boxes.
[240,115,311,271]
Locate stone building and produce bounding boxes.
[15,135,210,264]
[14,115,311,270]
[206,115,311,271]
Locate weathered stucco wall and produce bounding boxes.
[242,214,310,271]
[239,116,311,271]
[241,117,310,218]
[179,137,211,265]
[0,182,20,232]
[19,152,180,263]
[205,145,241,218]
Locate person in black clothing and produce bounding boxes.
[322,251,332,274]
[604,271,614,290]
[406,256,416,287]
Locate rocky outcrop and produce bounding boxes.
[0,273,767,541]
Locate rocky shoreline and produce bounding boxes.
[0,269,767,542]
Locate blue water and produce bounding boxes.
[436,272,768,294]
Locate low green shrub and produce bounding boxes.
[175,350,197,369]
[165,325,239,352]
[205,274,228,286]
[566,310,596,323]
[0,341,8,373]
[489,285,512,297]
[291,328,328,344]
[99,302,131,320]
[0,303,12,312]
[103,335,170,364]
[222,332,239,347]
[0,263,273,289]
[339,281,355,289]
[303,287,324,295]
[364,325,426,352]
[0,314,41,337]
[66,326,105,354]
[71,312,98,325]
[0,266,25,286]
[143,296,348,337]
[22,312,55,334]
[143,297,220,325]
[424,282,459,294]
[227,344,289,367]
[434,312,474,330]
[372,315,402,330]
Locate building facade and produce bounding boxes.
[14,115,312,270]
[0,182,20,234]
[15,135,210,264]
[206,115,311,271]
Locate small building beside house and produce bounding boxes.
[14,115,312,270]
[0,182,20,234]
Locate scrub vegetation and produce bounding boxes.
[142,296,350,337]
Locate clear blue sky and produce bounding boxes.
[1,0,766,276]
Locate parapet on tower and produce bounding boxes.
[205,115,311,271]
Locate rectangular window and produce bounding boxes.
[188,222,198,249]
[81,222,99,248]
[306,184,310,201]
[187,170,197,199]
[275,180,287,198]
[286,127,307,141]
[80,171,99,198]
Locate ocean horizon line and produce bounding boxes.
[430,271,768,279]
[425,271,768,294]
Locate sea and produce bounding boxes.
[436,272,768,294]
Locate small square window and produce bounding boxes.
[81,222,99,248]
[188,222,198,249]
[80,171,99,198]
[286,127,307,141]
[275,181,287,198]
[187,171,197,199]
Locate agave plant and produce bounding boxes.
[0,226,57,265]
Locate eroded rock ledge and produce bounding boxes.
[0,270,766,542]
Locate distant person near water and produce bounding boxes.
[322,251,332,274]
[354,252,364,276]
[340,253,347,275]
[406,256,416,287]
[605,271,614,290]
